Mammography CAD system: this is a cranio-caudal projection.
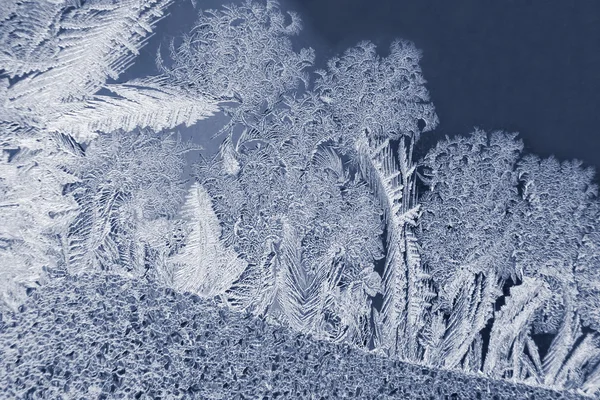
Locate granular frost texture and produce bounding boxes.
[0,273,586,400]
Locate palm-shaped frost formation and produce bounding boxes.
[514,155,599,388]
[170,182,246,297]
[418,131,522,369]
[483,277,550,380]
[199,140,383,344]
[200,88,385,341]
[356,134,433,360]
[219,38,437,355]
[419,130,600,393]
[312,39,438,361]
[421,269,502,371]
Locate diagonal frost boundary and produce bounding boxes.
[0,273,588,400]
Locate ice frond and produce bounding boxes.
[171,182,246,297]
[542,291,583,386]
[355,134,430,360]
[484,277,550,379]
[551,333,600,390]
[224,238,279,315]
[3,0,173,123]
[0,0,63,78]
[277,220,319,331]
[47,76,219,142]
[220,135,241,176]
[0,124,80,311]
[423,270,500,370]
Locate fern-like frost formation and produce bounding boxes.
[0,0,599,398]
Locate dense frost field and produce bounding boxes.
[1,0,599,398]
[0,273,587,400]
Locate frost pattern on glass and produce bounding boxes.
[0,272,590,399]
[47,76,219,142]
[1,0,599,398]
[419,130,600,392]
[170,182,246,297]
[65,130,193,278]
[3,0,173,132]
[0,0,64,78]
[0,123,80,312]
[157,0,315,138]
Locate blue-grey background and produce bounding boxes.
[122,0,600,177]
